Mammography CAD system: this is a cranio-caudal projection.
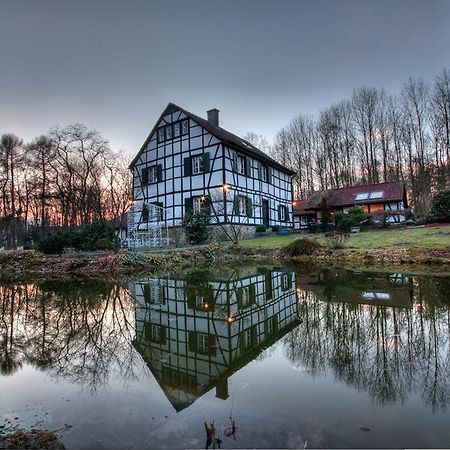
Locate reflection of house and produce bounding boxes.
[296,269,413,308]
[130,268,299,411]
[293,181,409,230]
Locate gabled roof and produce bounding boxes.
[129,102,295,175]
[294,181,407,212]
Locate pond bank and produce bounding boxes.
[0,431,65,449]
[0,242,449,281]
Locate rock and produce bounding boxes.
[0,430,65,449]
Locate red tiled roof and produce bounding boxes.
[293,199,316,215]
[294,181,406,212]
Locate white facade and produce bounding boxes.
[128,104,294,243]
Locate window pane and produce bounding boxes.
[174,122,181,137]
[181,119,189,135]
[149,166,158,183]
[355,192,369,201]
[166,125,173,139]
[192,155,204,175]
[158,128,165,142]
[369,191,384,199]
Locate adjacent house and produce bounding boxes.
[293,181,409,230]
[128,103,295,247]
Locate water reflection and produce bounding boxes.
[0,280,139,390]
[0,267,449,418]
[130,267,299,411]
[288,268,450,413]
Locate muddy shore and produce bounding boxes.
[0,243,449,282]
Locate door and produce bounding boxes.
[262,199,269,228]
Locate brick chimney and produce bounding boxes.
[207,108,220,127]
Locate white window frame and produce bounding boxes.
[151,324,161,341]
[280,206,286,221]
[173,122,181,138]
[165,124,173,139]
[260,163,267,182]
[181,119,189,135]
[192,155,204,175]
[238,196,247,215]
[193,196,203,214]
[197,333,209,353]
[281,274,289,290]
[243,328,253,348]
[158,128,165,142]
[236,154,246,175]
[195,294,205,309]
[148,165,158,183]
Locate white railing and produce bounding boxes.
[126,203,170,249]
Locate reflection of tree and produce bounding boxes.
[0,280,141,392]
[286,275,450,413]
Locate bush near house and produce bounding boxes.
[281,237,323,257]
[37,220,118,254]
[182,211,210,245]
[335,206,371,232]
[427,189,450,223]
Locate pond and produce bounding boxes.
[0,266,449,449]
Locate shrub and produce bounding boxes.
[79,220,118,251]
[37,231,69,255]
[335,207,371,232]
[325,231,350,249]
[37,220,118,255]
[281,237,323,257]
[182,212,210,245]
[271,225,279,232]
[256,224,267,233]
[427,189,450,223]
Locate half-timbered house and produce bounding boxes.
[128,103,295,247]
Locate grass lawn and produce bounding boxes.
[241,225,450,251]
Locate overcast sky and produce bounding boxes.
[1,0,449,156]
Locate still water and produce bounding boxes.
[0,266,449,449]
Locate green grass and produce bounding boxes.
[241,225,450,251]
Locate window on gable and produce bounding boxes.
[173,122,181,138]
[141,167,149,185]
[181,119,189,135]
[157,128,165,143]
[148,165,158,183]
[165,124,173,140]
[192,155,204,175]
